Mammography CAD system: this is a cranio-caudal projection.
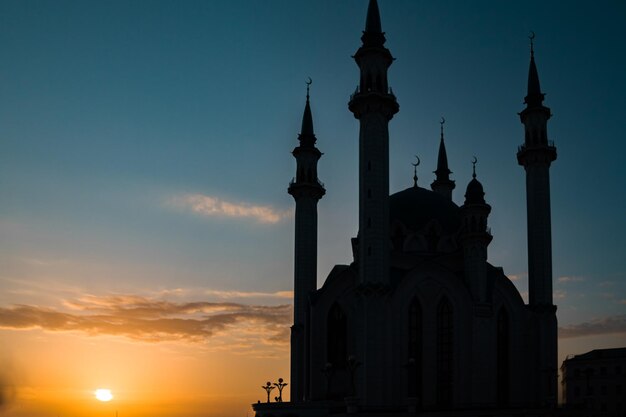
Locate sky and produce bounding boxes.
[1,0,625,416]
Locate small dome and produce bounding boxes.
[464,178,485,204]
[389,186,461,233]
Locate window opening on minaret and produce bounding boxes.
[367,217,371,228]
[437,297,453,407]
[367,246,371,256]
[368,161,371,171]
[408,297,423,400]
[367,189,371,198]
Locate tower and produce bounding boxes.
[347,0,398,407]
[460,161,495,406]
[431,118,455,200]
[348,0,399,286]
[516,36,558,406]
[460,159,492,306]
[288,83,325,402]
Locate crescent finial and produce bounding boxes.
[411,155,420,187]
[528,31,535,55]
[306,77,312,99]
[440,117,446,140]
[472,156,478,178]
[528,31,535,40]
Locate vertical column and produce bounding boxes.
[288,88,325,402]
[517,40,558,406]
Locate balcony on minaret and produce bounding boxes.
[516,140,557,166]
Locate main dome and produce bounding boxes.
[389,186,462,233]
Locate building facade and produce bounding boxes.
[254,0,559,415]
[561,348,626,416]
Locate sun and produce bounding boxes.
[95,388,113,402]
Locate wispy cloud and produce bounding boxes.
[169,193,291,224]
[558,276,585,283]
[0,295,292,347]
[559,314,626,339]
[205,290,293,299]
[151,288,293,302]
[508,273,526,282]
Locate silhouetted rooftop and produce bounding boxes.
[390,186,461,233]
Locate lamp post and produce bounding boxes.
[274,378,288,402]
[262,381,275,403]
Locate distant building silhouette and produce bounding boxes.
[254,0,560,415]
[561,348,626,416]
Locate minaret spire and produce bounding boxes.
[525,32,544,107]
[288,79,325,402]
[361,0,385,48]
[517,35,558,407]
[364,0,382,34]
[431,117,455,200]
[300,78,315,141]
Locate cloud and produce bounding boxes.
[557,276,584,283]
[508,273,526,282]
[559,314,626,339]
[204,290,293,299]
[169,193,291,224]
[0,295,292,346]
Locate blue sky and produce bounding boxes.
[1,0,626,398]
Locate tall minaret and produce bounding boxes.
[348,0,399,286]
[348,0,399,407]
[516,35,557,407]
[431,118,455,199]
[288,82,325,402]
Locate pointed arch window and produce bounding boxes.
[497,307,510,406]
[408,297,422,399]
[327,303,347,369]
[436,297,453,407]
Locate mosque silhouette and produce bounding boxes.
[254,1,560,415]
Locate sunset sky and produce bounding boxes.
[1,1,625,416]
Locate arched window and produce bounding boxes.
[327,303,347,369]
[408,297,422,400]
[436,297,453,407]
[497,307,510,406]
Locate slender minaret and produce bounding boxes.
[348,0,399,407]
[516,35,557,406]
[348,0,399,285]
[288,81,325,402]
[431,117,455,199]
